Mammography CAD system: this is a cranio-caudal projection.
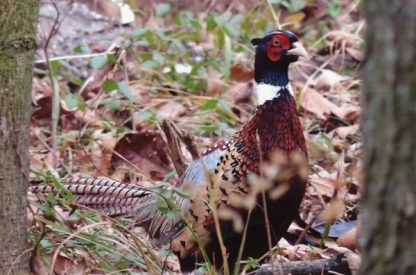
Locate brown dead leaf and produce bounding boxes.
[320,199,345,223]
[302,88,360,123]
[329,125,359,140]
[331,105,361,124]
[129,83,151,104]
[302,89,338,120]
[337,226,358,250]
[224,81,254,104]
[32,96,52,126]
[156,100,187,120]
[77,0,121,22]
[230,63,253,82]
[326,30,361,48]
[346,47,364,62]
[206,77,227,97]
[315,69,347,91]
[111,131,172,180]
[309,176,337,198]
[346,250,361,275]
[32,254,89,275]
[74,109,104,128]
[278,238,324,261]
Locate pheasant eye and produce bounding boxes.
[272,39,280,46]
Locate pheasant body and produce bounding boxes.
[31,30,309,272]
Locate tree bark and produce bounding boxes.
[0,1,39,274]
[361,1,416,274]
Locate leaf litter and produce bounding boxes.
[29,0,363,273]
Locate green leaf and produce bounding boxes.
[218,99,232,114]
[33,67,47,75]
[137,110,156,122]
[131,28,147,37]
[141,60,161,69]
[283,0,306,12]
[284,12,306,24]
[155,3,171,17]
[107,53,117,64]
[90,55,108,69]
[172,186,191,199]
[103,79,118,93]
[199,124,219,133]
[329,3,341,18]
[117,81,136,101]
[50,60,61,76]
[73,44,90,54]
[206,16,217,31]
[64,93,79,109]
[153,52,164,64]
[223,23,238,37]
[230,14,244,25]
[223,33,232,80]
[106,99,121,111]
[200,99,218,111]
[213,15,226,26]
[67,74,83,86]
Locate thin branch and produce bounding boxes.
[158,120,186,177]
[35,51,117,64]
[42,1,64,169]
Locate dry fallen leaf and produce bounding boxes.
[229,62,253,82]
[320,199,345,223]
[309,176,337,198]
[32,254,89,275]
[326,30,361,49]
[156,100,187,120]
[329,124,359,139]
[302,88,338,120]
[224,81,254,104]
[314,69,347,91]
[337,226,358,250]
[111,131,172,180]
[346,47,364,62]
[346,250,361,275]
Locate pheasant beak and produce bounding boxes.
[287,41,308,59]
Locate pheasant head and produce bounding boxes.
[251,30,308,105]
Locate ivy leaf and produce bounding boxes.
[103,79,118,93]
[117,81,136,101]
[200,99,218,111]
[90,55,108,69]
[64,93,79,109]
[155,3,171,17]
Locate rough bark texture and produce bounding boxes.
[361,1,416,274]
[0,1,39,274]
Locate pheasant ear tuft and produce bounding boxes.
[251,38,262,46]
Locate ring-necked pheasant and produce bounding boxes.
[31,30,309,272]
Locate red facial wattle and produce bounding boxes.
[267,47,282,61]
[266,33,291,62]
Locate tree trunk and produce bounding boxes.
[361,1,416,274]
[0,1,39,274]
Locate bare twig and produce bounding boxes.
[170,122,201,160]
[158,120,186,177]
[265,0,281,29]
[42,1,65,169]
[294,215,318,246]
[35,51,117,64]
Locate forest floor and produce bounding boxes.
[29,0,363,273]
